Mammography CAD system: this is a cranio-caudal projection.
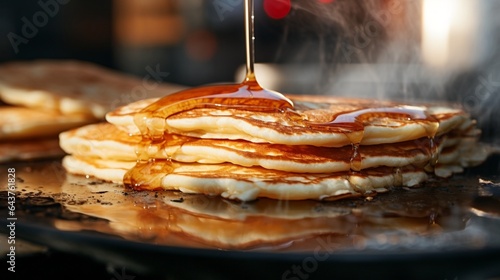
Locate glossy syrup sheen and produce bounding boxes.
[133,79,295,139]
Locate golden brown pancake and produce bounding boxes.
[62,155,431,201]
[0,106,94,141]
[0,59,186,119]
[106,95,468,147]
[0,105,93,161]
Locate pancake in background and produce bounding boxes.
[106,95,468,147]
[0,106,93,141]
[0,59,186,119]
[0,105,92,162]
[0,59,186,162]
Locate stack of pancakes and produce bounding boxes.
[59,91,491,201]
[0,60,185,162]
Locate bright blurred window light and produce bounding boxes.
[421,0,493,72]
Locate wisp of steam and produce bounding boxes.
[276,0,500,146]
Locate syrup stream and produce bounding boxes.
[245,0,256,82]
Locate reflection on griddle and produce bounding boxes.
[4,160,500,253]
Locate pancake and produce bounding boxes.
[62,155,430,201]
[0,106,94,140]
[0,105,92,161]
[106,95,468,147]
[0,59,186,119]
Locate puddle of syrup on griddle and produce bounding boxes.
[123,0,441,191]
[10,162,495,252]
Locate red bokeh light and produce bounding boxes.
[263,0,291,20]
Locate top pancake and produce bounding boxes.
[106,94,470,147]
[0,59,186,119]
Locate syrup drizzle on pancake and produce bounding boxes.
[320,106,439,172]
[133,79,295,140]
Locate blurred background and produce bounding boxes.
[1,0,500,143]
[0,0,293,86]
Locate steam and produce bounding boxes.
[277,0,500,144]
